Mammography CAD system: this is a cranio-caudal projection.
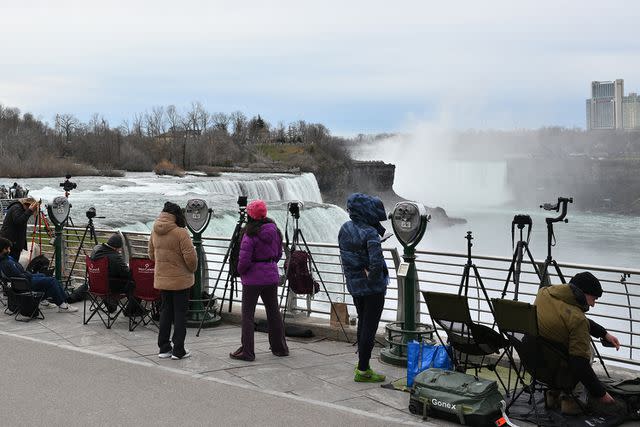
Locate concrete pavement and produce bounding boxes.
[0,303,435,426]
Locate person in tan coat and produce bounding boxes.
[148,202,197,360]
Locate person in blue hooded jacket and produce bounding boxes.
[338,193,389,382]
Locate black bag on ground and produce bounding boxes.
[600,376,640,421]
[284,250,319,295]
[409,368,505,426]
[27,254,52,275]
[254,319,314,338]
[66,283,88,303]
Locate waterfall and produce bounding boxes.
[192,173,323,203]
[21,172,343,243]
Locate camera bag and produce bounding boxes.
[409,368,505,426]
[285,250,319,295]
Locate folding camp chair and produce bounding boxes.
[423,291,509,391]
[83,256,127,329]
[128,258,160,331]
[491,298,583,421]
[1,270,45,322]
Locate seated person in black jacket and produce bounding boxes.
[90,234,139,315]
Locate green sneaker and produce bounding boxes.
[354,368,386,383]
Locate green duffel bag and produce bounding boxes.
[409,368,506,426]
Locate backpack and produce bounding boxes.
[228,228,245,278]
[27,254,52,275]
[600,377,640,421]
[285,250,319,295]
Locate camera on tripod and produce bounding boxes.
[288,201,302,219]
[540,197,573,224]
[86,207,97,219]
[512,214,532,229]
[237,195,248,209]
[60,174,77,193]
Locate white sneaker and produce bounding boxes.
[171,349,191,360]
[58,304,78,313]
[158,351,173,359]
[40,300,54,308]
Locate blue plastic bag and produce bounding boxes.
[406,340,452,387]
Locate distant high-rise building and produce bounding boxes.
[622,93,640,130]
[586,79,640,130]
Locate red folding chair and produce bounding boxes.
[128,258,160,331]
[83,256,127,329]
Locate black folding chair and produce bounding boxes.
[423,291,509,391]
[492,298,583,422]
[0,271,45,322]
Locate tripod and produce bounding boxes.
[279,208,350,342]
[501,215,541,301]
[64,216,100,292]
[28,204,54,263]
[196,204,246,337]
[458,231,496,318]
[539,197,573,286]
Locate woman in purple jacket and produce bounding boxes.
[230,200,289,361]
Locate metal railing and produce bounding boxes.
[8,221,640,369]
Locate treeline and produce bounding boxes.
[0,102,351,177]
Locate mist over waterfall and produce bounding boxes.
[351,123,512,209]
[19,172,344,243]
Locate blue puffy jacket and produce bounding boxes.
[0,253,33,282]
[338,193,389,297]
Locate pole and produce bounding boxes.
[189,232,205,321]
[54,224,64,281]
[402,246,416,339]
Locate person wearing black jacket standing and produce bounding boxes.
[0,197,38,261]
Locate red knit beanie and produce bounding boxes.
[247,199,267,220]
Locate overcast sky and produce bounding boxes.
[1,0,639,135]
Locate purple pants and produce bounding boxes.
[241,284,288,359]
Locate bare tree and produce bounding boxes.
[230,111,247,143]
[212,112,230,133]
[54,113,79,143]
[131,113,144,137]
[185,101,209,133]
[144,106,166,137]
[166,104,184,132]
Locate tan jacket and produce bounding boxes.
[148,212,197,291]
[535,284,591,360]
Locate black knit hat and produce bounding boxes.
[106,233,123,249]
[162,201,182,216]
[570,271,603,298]
[162,201,186,228]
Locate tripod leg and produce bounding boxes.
[524,245,542,281]
[539,261,551,287]
[513,243,525,300]
[458,265,470,296]
[64,225,91,290]
[501,250,520,299]
[472,265,496,319]
[217,274,232,317]
[552,260,566,284]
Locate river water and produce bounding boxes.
[5,171,640,270]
